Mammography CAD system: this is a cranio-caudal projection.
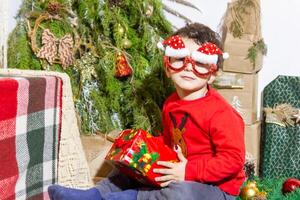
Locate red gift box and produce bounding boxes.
[105,129,179,187]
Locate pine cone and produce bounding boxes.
[47,1,62,15]
[109,0,123,7]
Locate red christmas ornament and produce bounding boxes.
[115,52,133,78]
[282,178,300,194]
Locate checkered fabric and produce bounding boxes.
[0,76,62,200]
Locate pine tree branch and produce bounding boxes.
[163,4,192,23]
[166,0,202,13]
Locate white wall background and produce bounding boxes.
[5,0,300,118]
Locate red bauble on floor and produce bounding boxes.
[282,178,300,194]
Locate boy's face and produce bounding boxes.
[165,37,215,94]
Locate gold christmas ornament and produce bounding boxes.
[121,35,132,49]
[240,181,259,200]
[117,24,125,35]
[247,181,257,188]
[240,187,257,199]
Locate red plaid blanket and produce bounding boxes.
[0,76,62,200]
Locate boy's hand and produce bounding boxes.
[153,145,187,187]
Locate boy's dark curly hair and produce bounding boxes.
[173,23,223,69]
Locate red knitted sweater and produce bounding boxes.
[162,87,245,196]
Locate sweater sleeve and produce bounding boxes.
[185,108,245,183]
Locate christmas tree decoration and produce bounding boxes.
[106,129,179,187]
[36,29,74,68]
[27,13,79,69]
[121,35,132,49]
[75,80,101,135]
[240,181,258,200]
[236,177,300,200]
[115,52,133,78]
[74,52,98,84]
[8,0,173,134]
[240,181,267,200]
[282,178,300,195]
[116,23,125,36]
[47,1,63,15]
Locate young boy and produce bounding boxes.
[48,23,245,200]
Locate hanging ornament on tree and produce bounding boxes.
[116,23,125,36]
[282,178,300,195]
[115,52,133,78]
[74,52,98,84]
[121,34,132,49]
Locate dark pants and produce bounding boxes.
[95,173,236,200]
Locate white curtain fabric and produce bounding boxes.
[0,0,8,69]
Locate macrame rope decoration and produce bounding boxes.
[264,104,300,127]
[27,13,80,69]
